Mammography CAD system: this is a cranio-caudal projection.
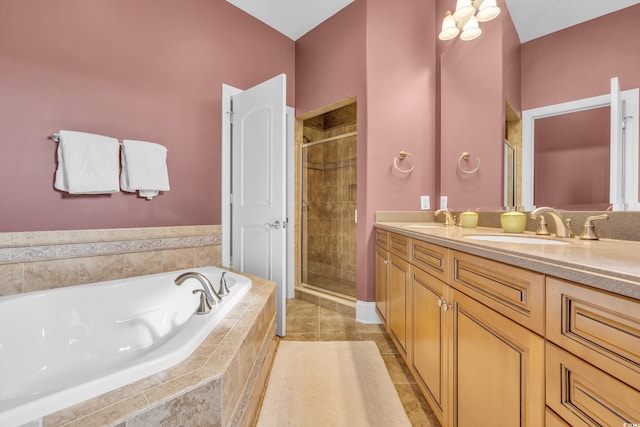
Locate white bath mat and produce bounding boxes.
[256,341,411,427]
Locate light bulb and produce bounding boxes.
[460,16,482,41]
[476,0,500,22]
[453,0,475,21]
[438,11,460,40]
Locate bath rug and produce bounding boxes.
[256,341,411,427]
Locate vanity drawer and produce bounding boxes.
[389,232,410,260]
[449,250,545,335]
[411,239,448,283]
[546,343,640,427]
[375,229,389,250]
[546,277,640,390]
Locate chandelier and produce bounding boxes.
[438,0,501,41]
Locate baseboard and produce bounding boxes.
[356,300,382,324]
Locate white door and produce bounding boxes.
[231,74,287,336]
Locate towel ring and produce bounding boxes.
[458,152,480,174]
[393,151,416,173]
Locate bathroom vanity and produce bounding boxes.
[374,220,640,427]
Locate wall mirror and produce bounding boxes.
[521,78,639,211]
[502,0,640,212]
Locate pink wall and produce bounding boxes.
[521,5,640,109]
[534,108,610,210]
[364,0,437,301]
[439,6,513,211]
[296,0,437,302]
[0,0,294,232]
[295,1,369,301]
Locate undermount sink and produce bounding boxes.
[464,235,570,245]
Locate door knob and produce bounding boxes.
[264,220,281,229]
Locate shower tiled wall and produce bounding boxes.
[302,103,357,294]
[0,225,221,297]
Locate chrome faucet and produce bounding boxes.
[435,209,454,226]
[175,272,222,314]
[529,207,571,238]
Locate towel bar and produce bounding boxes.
[50,132,126,147]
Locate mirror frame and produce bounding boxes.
[521,87,639,211]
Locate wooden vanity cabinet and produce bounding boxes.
[411,265,449,426]
[376,230,411,359]
[388,233,411,358]
[374,227,640,427]
[375,245,389,322]
[545,277,640,426]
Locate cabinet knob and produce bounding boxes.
[438,298,450,311]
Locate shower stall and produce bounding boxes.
[300,102,357,300]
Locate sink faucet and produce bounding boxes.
[175,272,222,314]
[529,207,571,238]
[435,209,454,226]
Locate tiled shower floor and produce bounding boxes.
[280,298,441,426]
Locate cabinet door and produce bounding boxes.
[546,342,640,427]
[412,266,448,426]
[448,288,545,427]
[375,245,389,323]
[389,253,410,356]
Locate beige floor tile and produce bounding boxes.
[356,321,386,333]
[319,332,363,341]
[382,353,416,384]
[395,383,441,427]
[285,317,319,334]
[280,332,319,341]
[360,332,399,354]
[319,316,360,334]
[281,298,440,427]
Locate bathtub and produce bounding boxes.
[0,266,251,427]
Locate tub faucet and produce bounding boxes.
[435,209,454,226]
[529,207,571,238]
[218,271,230,297]
[175,272,222,314]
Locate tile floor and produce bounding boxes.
[281,298,441,427]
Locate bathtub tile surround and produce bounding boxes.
[0,225,222,297]
[41,272,276,427]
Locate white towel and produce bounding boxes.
[54,130,121,194]
[120,139,170,200]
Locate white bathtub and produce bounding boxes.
[0,266,251,427]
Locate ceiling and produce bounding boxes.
[505,0,640,43]
[225,0,354,41]
[226,0,640,43]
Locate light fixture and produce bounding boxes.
[438,11,460,41]
[460,16,482,41]
[476,0,501,22]
[438,0,500,41]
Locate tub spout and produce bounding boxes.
[175,272,222,310]
[218,271,230,297]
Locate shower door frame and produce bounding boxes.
[295,96,358,301]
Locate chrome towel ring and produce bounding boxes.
[393,151,416,173]
[458,152,480,174]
